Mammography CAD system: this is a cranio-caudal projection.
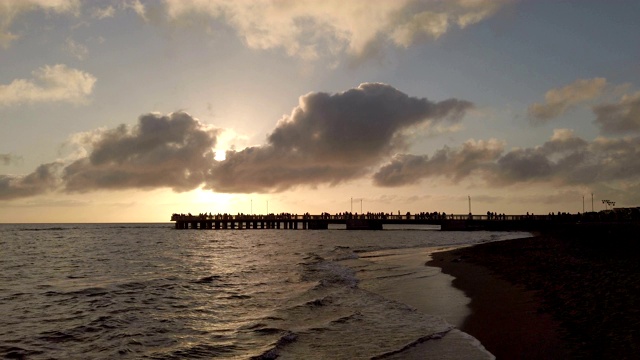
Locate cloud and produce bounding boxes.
[1,84,472,199]
[1,111,220,199]
[391,0,511,47]
[593,91,640,134]
[1,153,21,166]
[373,139,504,186]
[62,111,220,193]
[0,0,80,48]
[164,0,512,60]
[90,5,115,19]
[0,64,96,107]
[123,0,147,21]
[65,37,89,60]
[491,129,589,184]
[494,130,640,188]
[390,11,450,46]
[374,128,640,195]
[3,93,639,204]
[528,78,607,122]
[204,83,474,192]
[0,162,62,200]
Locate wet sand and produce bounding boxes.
[428,230,640,359]
[428,241,572,359]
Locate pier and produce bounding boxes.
[171,211,638,231]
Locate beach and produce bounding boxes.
[3,223,636,358]
[428,229,640,359]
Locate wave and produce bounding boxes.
[315,262,358,288]
[329,312,362,325]
[192,275,222,284]
[370,330,450,359]
[250,331,298,360]
[157,343,239,359]
[301,254,359,289]
[42,286,109,298]
[260,257,461,359]
[8,223,169,232]
[37,330,81,343]
[0,222,523,359]
[0,345,44,359]
[1,292,29,301]
[304,295,333,307]
[223,294,252,300]
[330,245,359,261]
[17,226,76,231]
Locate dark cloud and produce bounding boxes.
[491,129,640,187]
[374,129,640,194]
[494,129,591,185]
[495,148,553,182]
[584,136,640,183]
[207,146,366,193]
[205,83,474,192]
[593,92,640,134]
[0,162,61,200]
[1,84,473,199]
[373,139,504,186]
[63,111,220,192]
[372,154,431,187]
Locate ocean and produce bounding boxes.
[0,223,528,359]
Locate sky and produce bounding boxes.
[1,0,640,223]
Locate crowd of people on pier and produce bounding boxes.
[172,211,457,221]
[325,211,452,220]
[171,212,304,221]
[172,207,640,222]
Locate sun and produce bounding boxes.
[214,150,226,161]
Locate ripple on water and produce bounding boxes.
[0,223,526,358]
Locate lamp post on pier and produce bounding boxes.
[350,197,364,214]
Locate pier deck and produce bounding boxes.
[170,213,628,231]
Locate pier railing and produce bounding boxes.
[170,213,585,222]
[170,211,635,230]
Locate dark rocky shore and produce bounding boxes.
[428,225,640,359]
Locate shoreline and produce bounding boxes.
[348,247,495,359]
[427,239,572,359]
[427,231,640,359]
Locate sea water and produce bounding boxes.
[0,223,528,359]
